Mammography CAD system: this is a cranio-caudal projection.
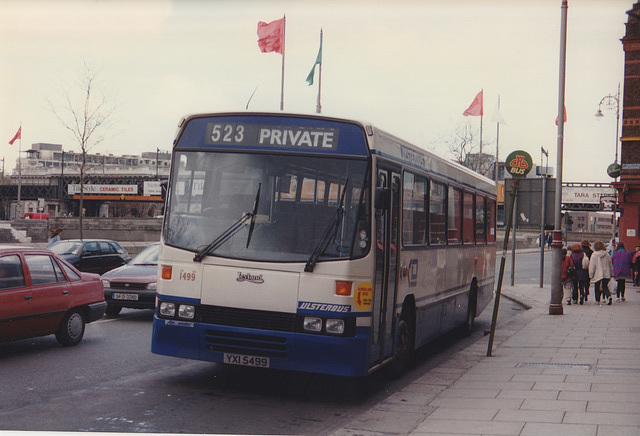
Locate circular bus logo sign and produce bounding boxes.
[505,150,533,179]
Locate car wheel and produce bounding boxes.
[55,309,86,346]
[105,304,122,316]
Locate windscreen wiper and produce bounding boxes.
[193,183,261,262]
[245,183,261,248]
[304,179,348,273]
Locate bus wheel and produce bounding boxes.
[463,282,478,336]
[390,313,415,377]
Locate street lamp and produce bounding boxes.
[595,83,621,245]
[595,83,621,172]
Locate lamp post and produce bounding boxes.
[595,83,621,244]
[595,83,621,173]
[540,147,549,288]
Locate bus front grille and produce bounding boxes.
[196,305,298,332]
[204,329,288,358]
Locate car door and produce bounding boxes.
[0,254,32,342]
[100,241,125,274]
[24,254,73,335]
[75,241,102,274]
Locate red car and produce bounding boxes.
[0,245,106,346]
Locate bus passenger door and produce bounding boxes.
[369,169,400,367]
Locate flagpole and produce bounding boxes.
[479,88,484,154]
[495,95,500,183]
[316,29,323,114]
[280,15,286,111]
[17,122,22,219]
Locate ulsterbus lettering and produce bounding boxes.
[236,272,265,284]
[258,128,336,149]
[298,301,351,313]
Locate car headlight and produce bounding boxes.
[101,279,110,288]
[146,282,157,290]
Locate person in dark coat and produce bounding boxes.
[570,244,589,305]
[581,240,594,301]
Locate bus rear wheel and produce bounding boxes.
[463,282,478,336]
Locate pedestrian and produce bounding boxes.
[611,241,631,302]
[47,228,63,247]
[588,240,614,305]
[561,248,575,305]
[570,243,589,305]
[546,232,553,249]
[581,240,594,301]
[632,245,640,286]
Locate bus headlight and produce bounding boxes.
[178,304,195,320]
[303,317,322,332]
[325,319,345,334]
[159,302,176,317]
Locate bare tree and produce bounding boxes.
[444,123,495,178]
[49,63,114,238]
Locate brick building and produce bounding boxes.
[615,1,640,247]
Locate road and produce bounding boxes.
[0,253,537,434]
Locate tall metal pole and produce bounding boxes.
[280,15,286,111]
[550,0,568,315]
[316,29,323,114]
[511,193,517,286]
[540,147,548,288]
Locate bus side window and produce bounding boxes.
[448,187,462,244]
[476,196,486,243]
[429,181,446,245]
[462,192,475,244]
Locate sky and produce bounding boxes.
[0,0,631,184]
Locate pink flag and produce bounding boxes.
[257,17,285,54]
[555,105,567,125]
[463,91,483,116]
[8,126,21,145]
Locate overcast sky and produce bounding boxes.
[0,0,631,183]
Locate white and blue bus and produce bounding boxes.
[151,112,496,377]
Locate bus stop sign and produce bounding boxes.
[505,150,533,179]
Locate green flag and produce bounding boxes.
[306,32,322,86]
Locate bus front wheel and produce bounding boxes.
[390,311,415,377]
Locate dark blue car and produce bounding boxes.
[49,239,130,276]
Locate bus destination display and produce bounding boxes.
[205,122,339,150]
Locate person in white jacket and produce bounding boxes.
[588,240,614,305]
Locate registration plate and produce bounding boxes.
[223,353,270,368]
[112,293,138,301]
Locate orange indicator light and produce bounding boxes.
[161,265,172,280]
[335,280,352,296]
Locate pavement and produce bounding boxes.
[333,281,640,436]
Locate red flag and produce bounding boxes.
[8,126,21,145]
[555,105,567,125]
[257,17,285,54]
[463,91,483,116]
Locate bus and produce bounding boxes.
[151,112,496,377]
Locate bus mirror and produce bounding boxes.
[375,187,390,210]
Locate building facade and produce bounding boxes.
[1,142,170,219]
[616,1,640,247]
